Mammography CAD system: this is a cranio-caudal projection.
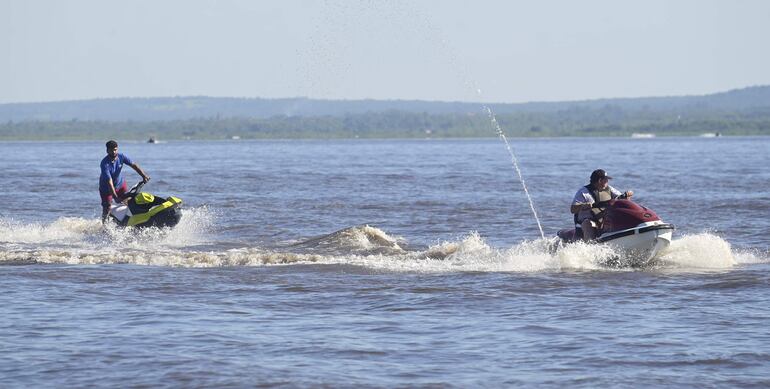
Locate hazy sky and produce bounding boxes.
[2,0,769,104]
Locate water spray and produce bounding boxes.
[483,106,545,239]
[310,2,546,239]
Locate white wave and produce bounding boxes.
[0,217,102,244]
[1,224,761,272]
[733,249,769,265]
[550,240,620,271]
[290,225,405,254]
[343,225,404,251]
[101,205,214,248]
[305,233,622,273]
[0,232,606,271]
[0,206,214,251]
[167,205,215,244]
[0,247,325,267]
[656,233,737,269]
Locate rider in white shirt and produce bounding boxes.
[571,169,633,241]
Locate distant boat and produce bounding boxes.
[700,132,722,138]
[147,137,158,143]
[631,133,656,138]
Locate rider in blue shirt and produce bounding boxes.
[100,140,150,223]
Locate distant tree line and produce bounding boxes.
[2,85,770,123]
[1,107,769,140]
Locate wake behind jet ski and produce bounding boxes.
[108,181,182,228]
[557,198,675,266]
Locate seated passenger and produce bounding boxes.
[571,169,633,241]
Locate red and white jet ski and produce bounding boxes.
[557,199,675,266]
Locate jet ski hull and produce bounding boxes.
[557,223,674,267]
[109,197,182,228]
[598,222,674,266]
[134,206,182,228]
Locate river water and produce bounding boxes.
[1,137,769,387]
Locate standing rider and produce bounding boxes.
[100,140,150,223]
[571,169,633,241]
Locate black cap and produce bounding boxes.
[590,169,612,182]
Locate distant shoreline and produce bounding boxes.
[1,115,766,141]
[0,133,765,142]
[2,86,768,140]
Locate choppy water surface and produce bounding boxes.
[1,137,769,387]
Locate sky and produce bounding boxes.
[2,0,769,104]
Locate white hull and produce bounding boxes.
[599,221,674,266]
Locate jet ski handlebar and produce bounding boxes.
[126,179,150,197]
[593,192,633,208]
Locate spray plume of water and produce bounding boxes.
[482,106,544,239]
[300,1,546,238]
[380,3,546,239]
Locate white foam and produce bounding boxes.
[552,240,620,271]
[1,221,764,272]
[289,225,406,255]
[340,225,404,251]
[657,233,737,269]
[5,247,324,267]
[318,233,621,273]
[0,217,101,244]
[0,232,603,271]
[0,206,214,251]
[733,249,769,265]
